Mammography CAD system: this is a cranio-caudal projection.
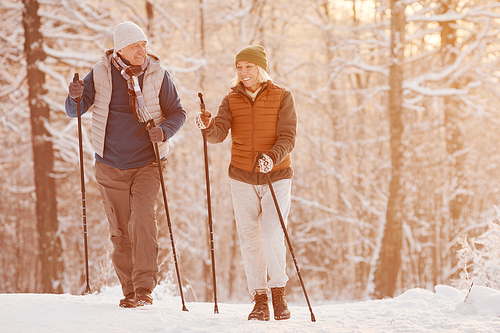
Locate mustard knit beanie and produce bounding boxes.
[114,21,148,52]
[235,45,268,71]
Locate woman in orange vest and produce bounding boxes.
[195,45,298,321]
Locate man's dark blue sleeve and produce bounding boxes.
[65,70,95,118]
[158,71,186,140]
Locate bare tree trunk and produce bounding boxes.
[199,0,206,92]
[439,0,467,285]
[323,2,344,214]
[146,0,154,35]
[372,0,405,299]
[22,0,63,294]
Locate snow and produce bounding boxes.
[2,284,500,332]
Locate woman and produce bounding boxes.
[195,45,298,321]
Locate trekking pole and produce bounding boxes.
[148,120,188,312]
[254,151,316,322]
[73,73,91,295]
[198,93,219,314]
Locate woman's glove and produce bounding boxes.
[258,154,274,173]
[195,110,213,129]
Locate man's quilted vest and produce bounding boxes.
[91,50,168,159]
[228,82,291,172]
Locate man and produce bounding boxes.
[195,45,297,321]
[65,21,186,308]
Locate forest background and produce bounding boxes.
[1,0,500,304]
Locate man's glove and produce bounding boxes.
[258,154,274,173]
[148,126,165,143]
[69,80,84,101]
[195,110,213,129]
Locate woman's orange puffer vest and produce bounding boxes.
[228,81,291,172]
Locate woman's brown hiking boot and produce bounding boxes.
[248,292,270,321]
[271,287,291,320]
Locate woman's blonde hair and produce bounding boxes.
[231,65,272,87]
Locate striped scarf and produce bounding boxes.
[112,52,153,124]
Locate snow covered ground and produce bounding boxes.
[2,284,500,332]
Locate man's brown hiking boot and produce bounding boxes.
[135,287,153,306]
[119,292,136,308]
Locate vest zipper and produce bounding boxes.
[251,104,255,170]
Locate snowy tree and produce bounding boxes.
[2,0,500,303]
[0,0,39,292]
[457,212,500,290]
[398,0,500,290]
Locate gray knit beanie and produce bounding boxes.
[113,21,148,52]
[235,45,268,71]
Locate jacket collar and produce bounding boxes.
[102,49,161,73]
[233,80,274,93]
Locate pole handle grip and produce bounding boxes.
[198,92,207,114]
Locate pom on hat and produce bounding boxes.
[235,45,268,72]
[114,21,148,52]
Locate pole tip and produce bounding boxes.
[84,285,91,295]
